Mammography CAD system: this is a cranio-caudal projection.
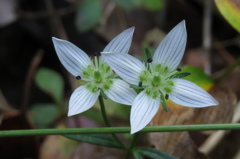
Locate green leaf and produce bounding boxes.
[169,72,191,79]
[160,92,168,112]
[64,134,122,148]
[133,150,144,159]
[135,147,178,159]
[29,103,60,128]
[182,66,213,91]
[214,0,240,32]
[142,0,164,11]
[130,84,144,90]
[75,0,102,32]
[35,67,64,103]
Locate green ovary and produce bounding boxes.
[152,76,161,86]
[94,71,102,83]
[142,63,176,99]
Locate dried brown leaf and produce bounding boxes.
[147,84,236,159]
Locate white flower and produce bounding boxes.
[101,20,219,134]
[52,27,137,116]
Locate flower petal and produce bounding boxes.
[169,79,219,107]
[101,52,146,85]
[103,27,135,54]
[104,79,137,105]
[68,85,100,116]
[52,37,93,76]
[130,91,160,134]
[153,20,187,70]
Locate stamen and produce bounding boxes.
[94,52,99,56]
[147,58,153,63]
[177,68,182,72]
[94,56,99,70]
[138,81,142,87]
[76,76,81,80]
[165,94,169,100]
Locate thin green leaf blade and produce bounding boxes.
[130,85,144,90]
[136,147,178,159]
[133,149,144,159]
[35,67,64,103]
[160,92,168,112]
[169,72,191,79]
[100,89,108,99]
[64,134,122,148]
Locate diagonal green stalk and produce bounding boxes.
[125,132,141,159]
[215,56,240,82]
[98,95,127,150]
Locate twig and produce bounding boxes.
[22,50,44,111]
[45,0,68,38]
[202,0,213,74]
[199,100,240,154]
[213,40,235,65]
[99,2,116,27]
[214,56,240,82]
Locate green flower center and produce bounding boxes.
[94,71,102,82]
[139,63,177,99]
[152,76,161,86]
[79,56,114,93]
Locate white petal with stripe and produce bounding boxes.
[153,20,187,71]
[103,27,135,54]
[130,91,160,134]
[101,52,146,85]
[52,37,93,76]
[169,79,219,107]
[68,85,100,116]
[104,79,137,105]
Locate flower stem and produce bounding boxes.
[125,133,141,159]
[98,95,127,150]
[1,124,240,137]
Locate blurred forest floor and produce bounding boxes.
[0,0,240,159]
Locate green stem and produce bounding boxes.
[215,57,240,83]
[98,95,127,150]
[125,133,141,159]
[1,124,240,137]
